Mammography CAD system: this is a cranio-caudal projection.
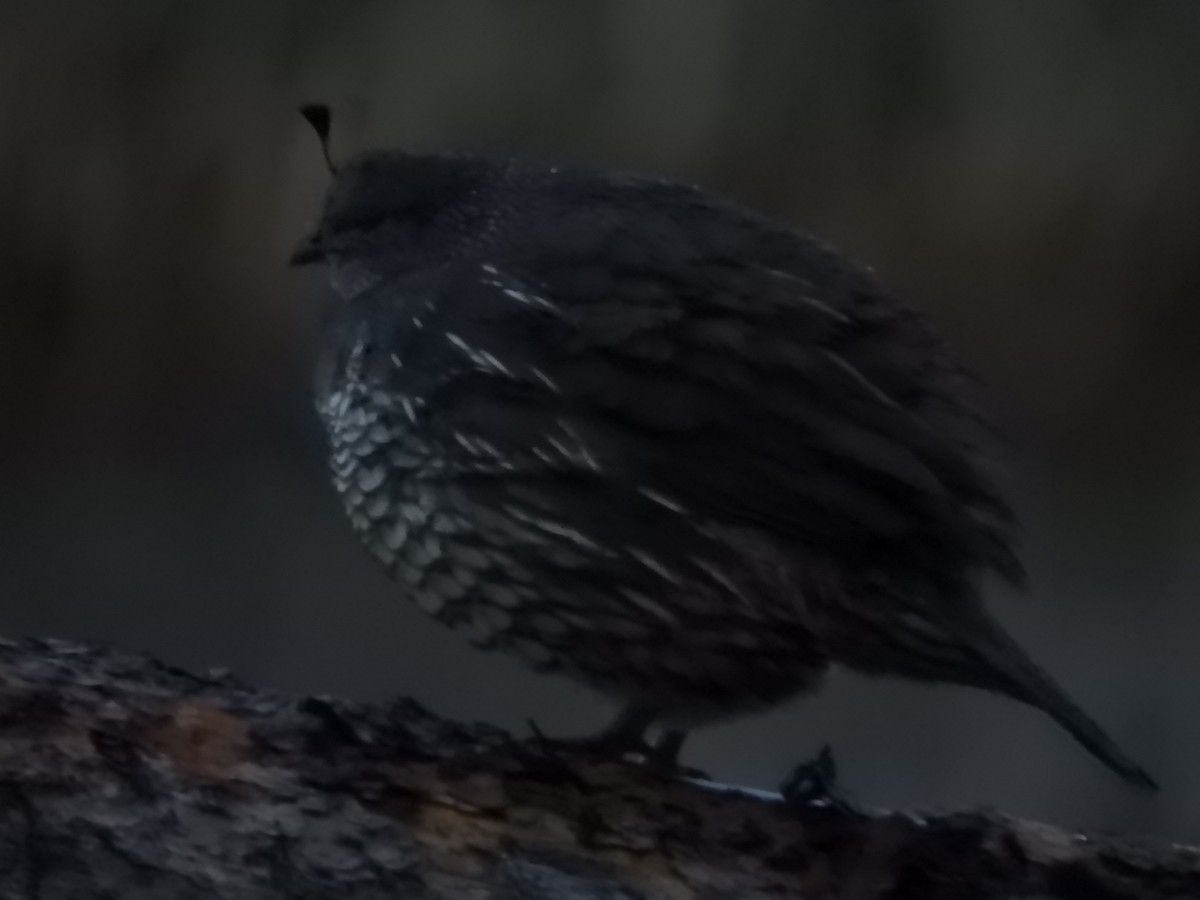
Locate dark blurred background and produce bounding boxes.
[1,0,1197,840]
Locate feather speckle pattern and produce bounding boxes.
[293,138,1154,788]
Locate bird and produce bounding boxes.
[290,104,1156,790]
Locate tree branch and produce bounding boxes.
[0,637,1192,899]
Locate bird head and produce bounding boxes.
[290,105,503,280]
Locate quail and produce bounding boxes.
[291,105,1155,789]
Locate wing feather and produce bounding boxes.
[342,200,1022,587]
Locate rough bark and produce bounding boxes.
[0,637,1193,899]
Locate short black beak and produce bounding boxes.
[289,232,326,266]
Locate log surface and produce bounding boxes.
[0,637,1193,899]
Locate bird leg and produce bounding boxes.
[650,728,688,766]
[646,728,711,780]
[780,744,857,814]
[529,709,710,779]
[528,703,656,760]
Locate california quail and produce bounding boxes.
[291,106,1155,789]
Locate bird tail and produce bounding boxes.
[952,609,1158,791]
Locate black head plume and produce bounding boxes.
[299,103,336,173]
[289,117,502,268]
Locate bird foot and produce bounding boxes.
[526,720,708,780]
[527,718,653,761]
[642,729,710,780]
[780,744,858,814]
